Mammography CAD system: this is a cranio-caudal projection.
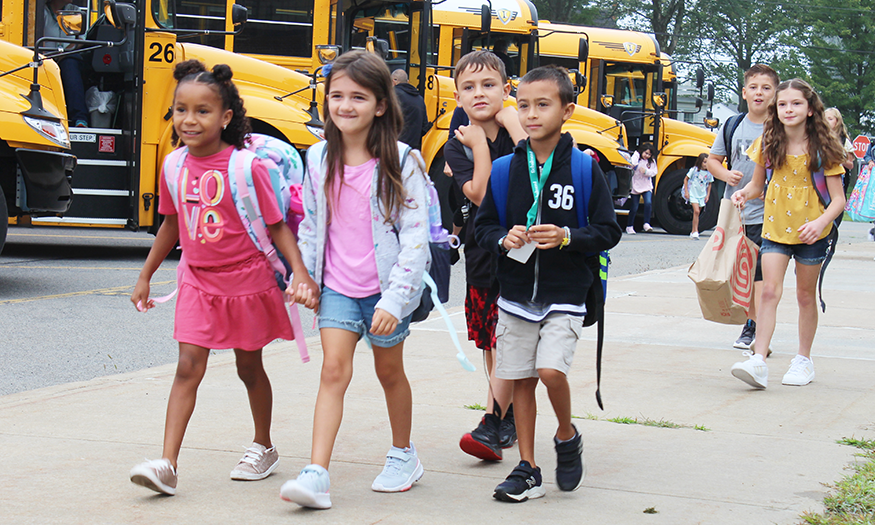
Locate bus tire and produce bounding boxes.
[0,183,7,255]
[653,168,693,235]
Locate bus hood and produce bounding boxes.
[659,118,715,160]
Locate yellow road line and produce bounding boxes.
[0,280,177,305]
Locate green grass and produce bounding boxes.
[603,415,708,431]
[463,403,487,411]
[800,436,875,525]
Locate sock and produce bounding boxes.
[751,354,765,363]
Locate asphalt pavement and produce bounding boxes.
[2,222,874,524]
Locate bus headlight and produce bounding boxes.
[23,116,71,149]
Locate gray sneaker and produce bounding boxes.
[733,320,755,350]
[130,458,177,495]
[230,443,279,481]
[372,443,424,492]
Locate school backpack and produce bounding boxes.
[491,147,610,409]
[722,113,746,171]
[765,157,839,313]
[163,133,310,362]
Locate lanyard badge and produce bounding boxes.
[525,143,554,229]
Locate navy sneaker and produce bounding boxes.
[493,461,546,502]
[460,413,502,460]
[734,320,755,350]
[498,404,517,449]
[554,426,585,491]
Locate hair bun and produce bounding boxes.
[173,59,207,81]
[211,64,234,83]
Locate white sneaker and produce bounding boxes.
[625,226,636,235]
[372,444,424,492]
[280,464,331,509]
[731,356,768,388]
[782,355,815,386]
[130,458,177,495]
[643,223,653,232]
[690,232,699,239]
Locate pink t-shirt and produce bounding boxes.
[159,145,284,268]
[323,159,381,297]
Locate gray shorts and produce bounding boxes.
[494,309,583,380]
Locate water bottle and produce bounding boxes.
[426,184,448,244]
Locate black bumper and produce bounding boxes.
[15,148,77,214]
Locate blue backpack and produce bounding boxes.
[491,147,610,409]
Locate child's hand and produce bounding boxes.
[798,219,827,245]
[291,273,321,311]
[454,124,487,149]
[527,224,565,249]
[726,169,744,186]
[131,277,154,312]
[370,308,399,336]
[503,225,529,250]
[731,190,747,209]
[443,162,453,178]
[494,105,519,129]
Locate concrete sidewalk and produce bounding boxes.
[3,240,874,525]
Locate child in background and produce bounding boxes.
[280,50,430,510]
[730,79,846,389]
[444,50,527,461]
[684,153,713,239]
[824,107,857,182]
[625,142,657,234]
[129,60,315,495]
[475,65,621,502]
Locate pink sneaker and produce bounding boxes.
[230,443,279,481]
[130,458,177,495]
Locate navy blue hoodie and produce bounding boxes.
[474,133,622,306]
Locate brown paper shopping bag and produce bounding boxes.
[687,199,759,324]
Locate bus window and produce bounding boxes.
[176,0,225,48]
[152,0,174,29]
[234,0,313,58]
[539,55,578,72]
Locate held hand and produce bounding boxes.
[291,273,321,311]
[727,170,744,186]
[868,160,874,169]
[527,224,565,249]
[797,219,827,245]
[503,225,529,250]
[370,308,399,336]
[131,277,154,312]
[731,190,747,209]
[443,161,454,178]
[454,124,487,149]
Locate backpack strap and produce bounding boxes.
[723,113,746,171]
[162,146,189,212]
[490,154,514,228]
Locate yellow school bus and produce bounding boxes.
[180,0,633,229]
[0,0,322,249]
[539,21,720,233]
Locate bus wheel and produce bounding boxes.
[0,183,7,255]
[653,168,693,235]
[427,155,456,232]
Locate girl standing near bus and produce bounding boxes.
[280,50,430,510]
[730,79,846,389]
[129,60,315,495]
[625,142,658,234]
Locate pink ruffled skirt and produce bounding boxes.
[174,253,293,351]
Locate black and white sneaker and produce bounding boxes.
[733,320,756,350]
[493,461,545,502]
[554,426,585,491]
[498,404,517,449]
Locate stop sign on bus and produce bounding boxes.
[853,135,871,159]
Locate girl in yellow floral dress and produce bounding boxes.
[729,79,846,389]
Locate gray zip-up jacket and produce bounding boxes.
[298,141,430,321]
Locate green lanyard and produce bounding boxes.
[525,143,554,229]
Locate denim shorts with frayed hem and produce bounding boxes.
[760,237,829,266]
[318,286,412,348]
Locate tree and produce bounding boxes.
[530,0,604,26]
[596,0,689,55]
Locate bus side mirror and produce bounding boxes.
[707,83,715,102]
[704,117,719,129]
[366,37,390,60]
[695,67,705,90]
[316,45,340,65]
[231,4,248,28]
[652,92,667,109]
[578,38,589,63]
[104,0,136,29]
[695,97,703,109]
[58,9,85,36]
[600,95,614,109]
[575,71,586,90]
[480,4,492,34]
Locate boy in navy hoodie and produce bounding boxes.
[475,65,621,502]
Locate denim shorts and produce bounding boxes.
[318,286,412,348]
[760,237,829,266]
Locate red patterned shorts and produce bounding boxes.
[465,285,498,351]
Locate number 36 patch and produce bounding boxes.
[547,184,575,210]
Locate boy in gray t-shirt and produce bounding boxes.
[706,64,779,351]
